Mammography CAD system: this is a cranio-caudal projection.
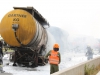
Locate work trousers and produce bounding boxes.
[50,64,59,74]
[0,54,3,72]
[87,56,93,60]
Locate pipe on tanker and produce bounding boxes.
[12,24,26,46]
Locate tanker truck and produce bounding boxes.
[0,7,50,67]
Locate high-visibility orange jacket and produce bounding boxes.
[49,50,59,64]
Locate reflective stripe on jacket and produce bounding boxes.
[49,50,59,64]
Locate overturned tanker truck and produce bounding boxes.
[0,7,50,67]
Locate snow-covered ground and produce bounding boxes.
[1,27,100,75]
[2,53,100,75]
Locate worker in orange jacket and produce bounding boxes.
[45,43,61,74]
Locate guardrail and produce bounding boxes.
[96,71,100,75]
[51,56,100,75]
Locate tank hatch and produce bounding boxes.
[13,6,50,28]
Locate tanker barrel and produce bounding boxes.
[0,7,49,51]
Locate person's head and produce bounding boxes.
[53,43,59,51]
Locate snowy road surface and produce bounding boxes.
[2,53,100,75]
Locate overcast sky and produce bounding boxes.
[1,0,100,38]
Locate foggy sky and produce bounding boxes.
[0,0,100,38]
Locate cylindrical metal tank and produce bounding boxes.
[0,7,49,67]
[0,9,47,50]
